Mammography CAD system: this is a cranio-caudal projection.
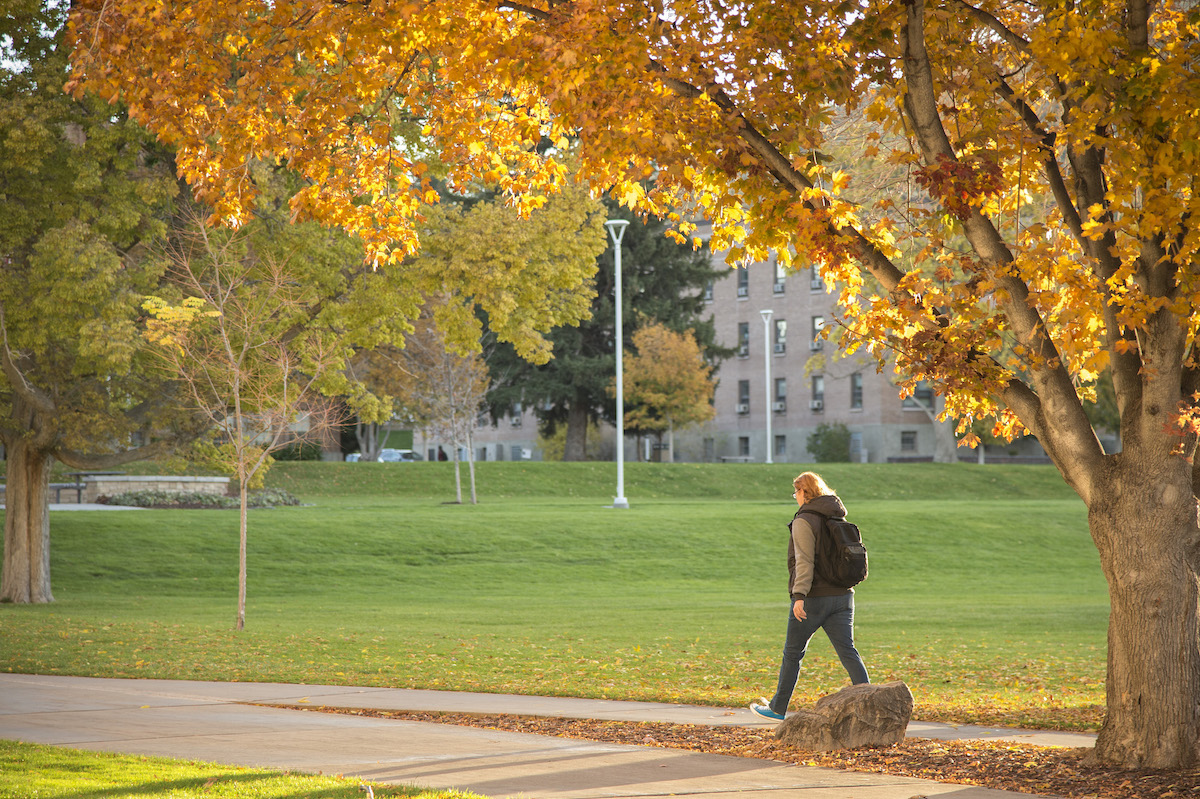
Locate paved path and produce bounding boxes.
[1,674,1094,798]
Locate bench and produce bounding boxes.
[50,482,85,503]
[719,455,754,463]
[52,471,125,504]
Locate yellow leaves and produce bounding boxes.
[222,34,248,56]
[142,296,219,352]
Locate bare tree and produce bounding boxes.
[394,313,490,504]
[144,219,344,629]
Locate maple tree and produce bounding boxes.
[619,323,716,462]
[344,180,606,461]
[68,0,1200,767]
[0,2,206,604]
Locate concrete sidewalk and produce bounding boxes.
[1,674,1093,798]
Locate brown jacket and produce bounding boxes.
[787,493,852,600]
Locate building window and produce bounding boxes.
[809,315,824,351]
[703,280,714,302]
[737,379,750,414]
[810,375,824,411]
[510,402,523,427]
[737,269,749,298]
[774,434,787,457]
[903,380,935,410]
[810,265,823,291]
[850,372,863,410]
[773,377,787,413]
[773,254,786,294]
[901,430,918,451]
[737,322,750,357]
[738,436,750,456]
[773,319,787,353]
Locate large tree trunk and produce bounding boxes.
[1089,457,1200,769]
[563,396,589,461]
[0,441,54,604]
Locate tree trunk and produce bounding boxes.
[563,397,589,461]
[0,441,53,604]
[667,420,675,464]
[452,444,463,504]
[237,474,248,630]
[1089,458,1200,769]
[467,430,477,505]
[355,421,385,461]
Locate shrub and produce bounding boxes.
[272,441,324,461]
[100,489,301,509]
[806,422,852,462]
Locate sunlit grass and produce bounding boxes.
[1,462,1107,731]
[0,739,481,799]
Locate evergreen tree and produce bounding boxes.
[486,201,727,461]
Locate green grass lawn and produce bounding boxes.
[0,739,480,799]
[1,462,1108,731]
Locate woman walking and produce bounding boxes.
[750,471,870,721]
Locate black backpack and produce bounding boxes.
[798,511,869,589]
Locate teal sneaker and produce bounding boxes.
[749,702,784,721]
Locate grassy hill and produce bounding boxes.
[0,461,1105,731]
[267,459,1081,502]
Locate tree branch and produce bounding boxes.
[0,304,56,417]
[645,60,908,293]
[947,0,1030,56]
[990,73,1085,242]
[901,0,1105,497]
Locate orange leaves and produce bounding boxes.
[619,324,716,430]
[912,153,1004,222]
[64,0,1200,460]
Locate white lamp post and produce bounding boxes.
[760,309,774,465]
[606,219,631,508]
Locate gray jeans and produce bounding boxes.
[769,592,869,715]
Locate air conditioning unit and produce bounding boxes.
[773,401,787,412]
[773,342,786,354]
[773,281,786,294]
[736,286,748,298]
[510,416,523,427]
[809,400,824,411]
[737,346,749,357]
[810,278,824,290]
[736,403,750,415]
[809,340,824,351]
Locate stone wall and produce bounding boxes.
[84,475,230,503]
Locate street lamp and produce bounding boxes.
[760,309,774,465]
[606,219,631,508]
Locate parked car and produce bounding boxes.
[379,448,423,462]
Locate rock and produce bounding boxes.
[775,681,913,751]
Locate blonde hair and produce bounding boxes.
[793,471,834,498]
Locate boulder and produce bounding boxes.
[775,681,913,751]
